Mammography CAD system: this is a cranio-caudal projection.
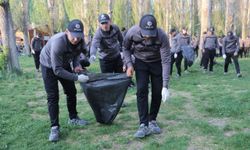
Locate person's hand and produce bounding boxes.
[161,87,170,102]
[123,65,127,72]
[126,66,134,77]
[31,49,35,54]
[74,66,84,73]
[174,53,178,58]
[77,74,89,83]
[234,52,238,56]
[223,54,227,59]
[202,49,205,53]
[89,55,96,64]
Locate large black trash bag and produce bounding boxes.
[181,46,195,67]
[80,73,131,124]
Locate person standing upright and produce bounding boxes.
[178,27,192,73]
[222,31,242,77]
[202,27,218,73]
[31,33,43,72]
[89,13,123,73]
[123,14,171,138]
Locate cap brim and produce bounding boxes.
[141,29,157,37]
[99,20,109,24]
[71,32,84,38]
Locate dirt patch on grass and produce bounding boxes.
[208,118,229,129]
[187,136,218,150]
[171,89,201,119]
[31,112,48,120]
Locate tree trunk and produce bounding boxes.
[165,0,169,32]
[199,0,212,58]
[225,0,236,33]
[189,0,193,35]
[0,1,21,73]
[241,0,248,40]
[247,0,250,36]
[138,0,144,17]
[108,0,113,19]
[47,0,55,35]
[22,0,30,55]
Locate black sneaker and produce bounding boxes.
[134,124,151,138]
[68,117,88,126]
[49,126,59,142]
[237,73,242,78]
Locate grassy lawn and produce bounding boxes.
[0,56,250,150]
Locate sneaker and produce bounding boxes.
[203,69,207,74]
[224,72,228,75]
[134,124,151,138]
[237,73,242,78]
[49,126,59,142]
[149,120,162,134]
[184,70,189,74]
[176,74,181,78]
[68,117,88,126]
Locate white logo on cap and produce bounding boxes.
[101,14,106,20]
[75,24,80,29]
[147,21,153,27]
[145,21,154,29]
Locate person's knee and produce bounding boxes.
[47,92,59,103]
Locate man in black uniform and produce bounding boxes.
[178,27,192,73]
[123,14,171,138]
[31,33,43,72]
[169,28,182,77]
[222,31,242,77]
[40,19,89,142]
[202,27,218,73]
[90,13,123,73]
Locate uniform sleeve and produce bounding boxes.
[90,29,101,56]
[31,38,35,50]
[222,38,226,54]
[122,28,134,68]
[160,30,171,88]
[51,41,78,81]
[73,40,87,68]
[117,28,124,51]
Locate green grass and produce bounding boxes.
[0,56,250,150]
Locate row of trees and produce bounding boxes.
[1,0,250,73]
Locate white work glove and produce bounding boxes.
[77,74,89,83]
[174,53,178,58]
[89,55,96,64]
[31,49,35,54]
[223,54,227,59]
[161,87,170,103]
[234,52,238,56]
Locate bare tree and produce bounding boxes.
[0,0,21,73]
[47,0,56,35]
[108,0,113,19]
[225,0,236,33]
[21,0,30,55]
[241,0,248,39]
[199,0,212,58]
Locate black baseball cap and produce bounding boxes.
[67,19,84,38]
[170,28,176,34]
[139,14,157,37]
[98,13,110,24]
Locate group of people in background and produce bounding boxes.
[169,26,248,78]
[26,12,250,142]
